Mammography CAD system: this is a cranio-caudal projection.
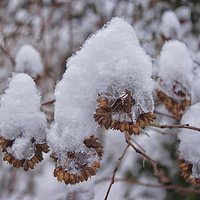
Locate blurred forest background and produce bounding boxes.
[0,0,200,200]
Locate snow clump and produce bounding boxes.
[48,17,153,175]
[15,45,44,78]
[178,102,200,178]
[0,73,47,159]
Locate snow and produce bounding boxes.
[0,73,47,143]
[48,17,154,177]
[9,137,34,160]
[160,10,181,39]
[178,102,200,178]
[48,17,153,157]
[8,0,26,13]
[176,6,191,22]
[192,53,200,104]
[15,9,29,25]
[0,1,200,199]
[157,40,193,101]
[15,45,44,78]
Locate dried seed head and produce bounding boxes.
[84,136,103,158]
[157,90,191,120]
[94,91,156,135]
[179,158,200,187]
[0,137,13,150]
[52,136,103,185]
[1,135,49,170]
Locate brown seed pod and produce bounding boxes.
[94,91,156,135]
[84,136,104,158]
[1,135,49,171]
[0,137,13,151]
[157,90,191,120]
[53,160,101,185]
[52,136,102,185]
[178,158,200,187]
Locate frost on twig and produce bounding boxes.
[0,73,48,170]
[178,102,200,186]
[15,45,44,79]
[156,40,193,120]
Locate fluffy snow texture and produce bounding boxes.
[157,40,193,101]
[15,45,44,78]
[0,73,47,158]
[192,52,200,103]
[48,17,153,154]
[176,6,191,22]
[160,10,181,39]
[178,102,200,178]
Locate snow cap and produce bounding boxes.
[48,17,153,154]
[15,45,44,78]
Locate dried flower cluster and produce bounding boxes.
[0,73,48,170]
[157,81,191,120]
[179,159,200,187]
[94,90,156,135]
[51,136,103,184]
[0,137,49,170]
[156,41,193,120]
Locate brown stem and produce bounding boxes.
[104,144,130,200]
[124,132,169,183]
[97,178,200,194]
[41,99,55,106]
[150,123,200,132]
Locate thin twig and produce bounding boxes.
[148,127,178,137]
[150,123,200,132]
[96,178,200,194]
[0,45,16,67]
[124,132,169,183]
[41,99,55,106]
[0,25,16,67]
[104,144,130,200]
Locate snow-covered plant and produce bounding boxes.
[92,18,155,135]
[156,40,193,120]
[0,73,48,170]
[47,18,156,185]
[15,45,44,79]
[0,1,200,198]
[160,10,182,40]
[178,102,200,186]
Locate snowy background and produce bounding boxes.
[0,0,200,200]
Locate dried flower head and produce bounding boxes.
[94,89,155,135]
[156,41,193,120]
[0,73,48,169]
[1,137,49,170]
[179,158,200,187]
[178,102,200,187]
[157,82,191,120]
[48,18,154,185]
[51,136,102,184]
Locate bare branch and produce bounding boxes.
[41,99,55,106]
[0,45,16,67]
[150,123,200,132]
[104,144,130,200]
[124,132,169,183]
[97,178,200,194]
